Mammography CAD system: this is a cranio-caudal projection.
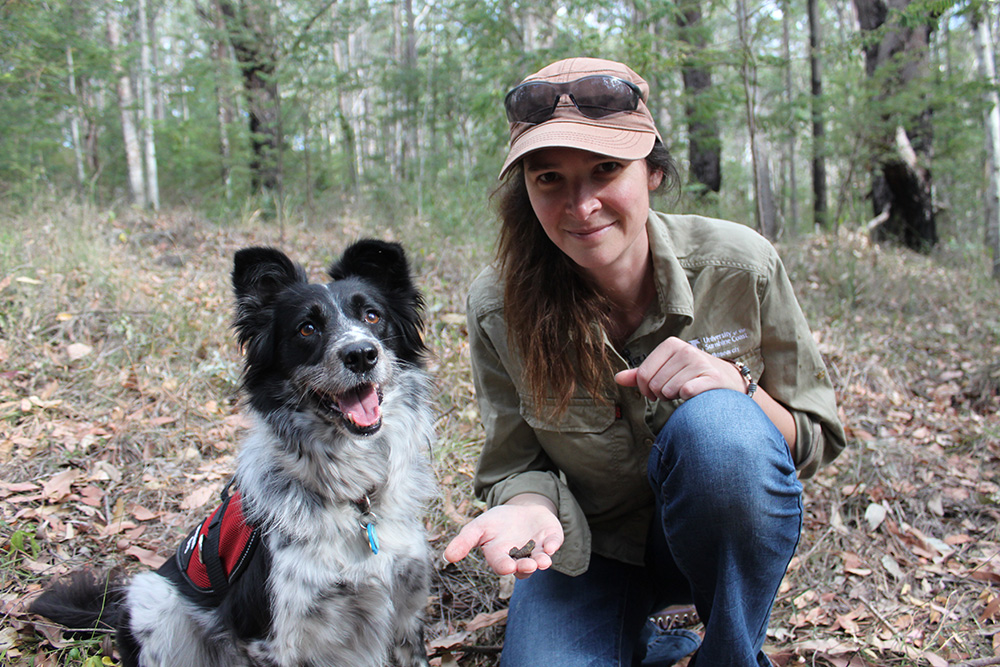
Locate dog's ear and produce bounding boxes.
[232,247,306,351]
[328,240,408,289]
[329,240,426,365]
[233,247,306,303]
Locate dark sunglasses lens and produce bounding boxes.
[506,83,558,123]
[504,76,641,123]
[572,77,641,118]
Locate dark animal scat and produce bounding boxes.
[508,540,535,559]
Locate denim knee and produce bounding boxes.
[647,389,801,532]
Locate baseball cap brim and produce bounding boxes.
[499,115,658,180]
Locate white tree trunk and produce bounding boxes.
[781,0,799,228]
[107,5,145,208]
[66,46,86,190]
[737,0,779,239]
[975,16,1000,279]
[137,0,160,210]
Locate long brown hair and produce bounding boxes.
[493,141,679,416]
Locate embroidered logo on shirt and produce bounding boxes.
[622,327,751,370]
[688,328,750,359]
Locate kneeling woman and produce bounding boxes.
[445,57,845,667]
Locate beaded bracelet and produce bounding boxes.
[729,360,758,398]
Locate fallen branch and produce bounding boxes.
[865,208,890,233]
[951,658,1000,667]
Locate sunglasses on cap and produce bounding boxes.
[504,75,643,124]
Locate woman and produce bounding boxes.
[444,57,845,667]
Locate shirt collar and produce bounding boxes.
[630,210,694,340]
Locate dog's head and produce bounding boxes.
[231,240,425,437]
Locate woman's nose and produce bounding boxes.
[567,183,601,220]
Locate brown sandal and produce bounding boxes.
[650,604,701,630]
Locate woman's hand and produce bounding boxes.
[615,336,798,454]
[443,494,563,579]
[614,336,745,401]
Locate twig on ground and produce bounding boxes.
[951,658,1000,667]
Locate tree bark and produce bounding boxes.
[676,0,721,193]
[737,0,779,238]
[106,4,146,208]
[137,0,160,210]
[209,0,234,200]
[974,10,1000,279]
[332,39,360,193]
[807,0,828,229]
[781,0,799,228]
[218,0,282,196]
[66,46,86,191]
[853,0,937,251]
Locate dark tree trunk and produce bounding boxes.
[853,0,938,251]
[676,0,721,194]
[218,0,282,196]
[807,0,828,229]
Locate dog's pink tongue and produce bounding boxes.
[342,385,381,427]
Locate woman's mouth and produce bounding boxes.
[567,222,613,239]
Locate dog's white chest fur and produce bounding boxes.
[264,515,427,666]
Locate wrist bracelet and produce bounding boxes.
[729,360,758,398]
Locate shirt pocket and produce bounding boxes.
[521,398,616,433]
[520,398,633,503]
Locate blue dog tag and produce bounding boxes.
[367,522,379,555]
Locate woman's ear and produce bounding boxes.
[649,169,663,192]
[648,168,664,191]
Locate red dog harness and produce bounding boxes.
[175,486,261,596]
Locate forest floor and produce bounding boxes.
[1,202,999,667]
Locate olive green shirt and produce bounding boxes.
[466,211,846,576]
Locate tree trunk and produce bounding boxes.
[218,0,282,196]
[737,0,779,238]
[676,0,721,193]
[66,46,86,191]
[106,4,146,207]
[137,0,160,210]
[401,0,418,181]
[974,11,1000,279]
[853,0,937,251]
[807,0,828,230]
[781,0,799,228]
[210,0,234,200]
[332,39,360,194]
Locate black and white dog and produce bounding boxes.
[30,240,435,667]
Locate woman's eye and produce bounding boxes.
[365,311,381,325]
[299,323,317,337]
[596,161,621,174]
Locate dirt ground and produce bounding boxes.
[1,206,999,666]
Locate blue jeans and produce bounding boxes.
[500,390,803,667]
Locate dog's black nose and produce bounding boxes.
[342,343,378,373]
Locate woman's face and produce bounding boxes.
[523,147,663,285]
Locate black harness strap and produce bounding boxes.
[200,494,233,595]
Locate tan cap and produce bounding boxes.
[499,57,662,179]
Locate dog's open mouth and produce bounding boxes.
[315,383,384,435]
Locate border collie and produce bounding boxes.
[30,240,435,667]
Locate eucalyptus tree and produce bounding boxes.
[675,0,722,194]
[807,0,827,229]
[853,0,939,251]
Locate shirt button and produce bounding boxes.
[644,438,653,446]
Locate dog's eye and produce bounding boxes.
[299,322,317,337]
[365,311,381,325]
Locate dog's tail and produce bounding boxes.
[29,569,125,636]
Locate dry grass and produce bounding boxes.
[1,202,998,666]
